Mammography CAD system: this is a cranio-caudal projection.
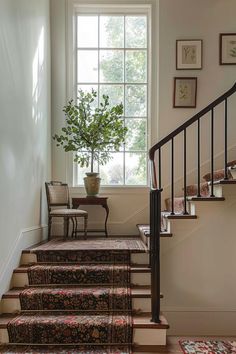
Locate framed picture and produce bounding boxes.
[173,77,197,108]
[176,40,202,69]
[220,33,236,65]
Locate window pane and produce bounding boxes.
[77,16,98,48]
[77,50,98,83]
[125,85,147,117]
[99,85,124,107]
[100,50,124,83]
[125,153,147,185]
[125,16,147,48]
[99,153,124,185]
[125,50,147,83]
[125,119,147,151]
[100,16,124,48]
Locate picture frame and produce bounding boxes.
[173,77,197,108]
[219,33,236,65]
[176,40,202,70]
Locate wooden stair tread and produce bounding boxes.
[133,313,169,329]
[189,197,225,201]
[0,313,169,330]
[137,224,172,237]
[14,265,150,273]
[3,287,154,299]
[165,214,197,220]
[216,179,236,184]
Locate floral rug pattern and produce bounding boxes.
[0,345,131,353]
[7,313,132,345]
[19,286,131,311]
[180,340,236,354]
[27,264,130,286]
[7,247,133,352]
[35,250,131,264]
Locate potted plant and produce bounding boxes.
[53,89,127,196]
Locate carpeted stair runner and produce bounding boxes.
[19,286,131,311]
[4,250,133,353]
[0,345,131,353]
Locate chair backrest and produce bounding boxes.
[45,181,70,211]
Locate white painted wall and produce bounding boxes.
[0,0,51,300]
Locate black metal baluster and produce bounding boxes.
[211,108,215,197]
[150,188,161,324]
[183,129,188,214]
[171,138,175,214]
[159,148,162,189]
[197,119,201,197]
[224,98,228,180]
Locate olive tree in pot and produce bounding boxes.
[53,90,127,196]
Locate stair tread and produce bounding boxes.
[189,197,225,201]
[133,313,169,329]
[14,265,150,273]
[165,213,197,219]
[137,224,172,237]
[0,313,169,329]
[3,286,152,298]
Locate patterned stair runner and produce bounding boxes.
[4,249,133,353]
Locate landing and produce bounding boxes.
[25,237,147,253]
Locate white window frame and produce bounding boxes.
[65,0,158,190]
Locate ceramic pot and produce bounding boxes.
[83,172,101,196]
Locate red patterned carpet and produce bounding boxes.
[1,242,136,353]
[180,340,236,353]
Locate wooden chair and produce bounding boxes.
[45,181,88,240]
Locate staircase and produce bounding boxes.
[146,81,236,334]
[0,238,168,353]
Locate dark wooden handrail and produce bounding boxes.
[149,82,236,161]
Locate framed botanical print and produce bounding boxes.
[220,33,236,65]
[176,40,202,70]
[173,77,197,108]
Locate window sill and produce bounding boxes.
[70,185,149,196]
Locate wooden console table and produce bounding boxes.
[72,197,109,237]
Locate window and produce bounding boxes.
[74,9,149,186]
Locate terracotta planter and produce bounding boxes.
[83,173,101,196]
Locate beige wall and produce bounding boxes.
[158,0,236,195]
[0,0,51,299]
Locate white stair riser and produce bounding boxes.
[133,328,167,346]
[11,272,151,288]
[0,327,167,346]
[0,329,8,344]
[20,253,149,265]
[1,297,151,314]
[133,298,151,312]
[131,253,149,265]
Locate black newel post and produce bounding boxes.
[150,188,161,323]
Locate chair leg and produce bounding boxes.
[48,216,52,240]
[64,217,69,239]
[84,216,88,240]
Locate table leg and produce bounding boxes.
[102,204,109,237]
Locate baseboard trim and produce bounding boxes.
[0,225,47,303]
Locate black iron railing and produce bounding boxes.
[149,82,236,323]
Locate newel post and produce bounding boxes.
[150,188,161,323]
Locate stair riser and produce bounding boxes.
[11,272,151,287]
[1,297,151,314]
[20,252,149,265]
[0,327,167,346]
